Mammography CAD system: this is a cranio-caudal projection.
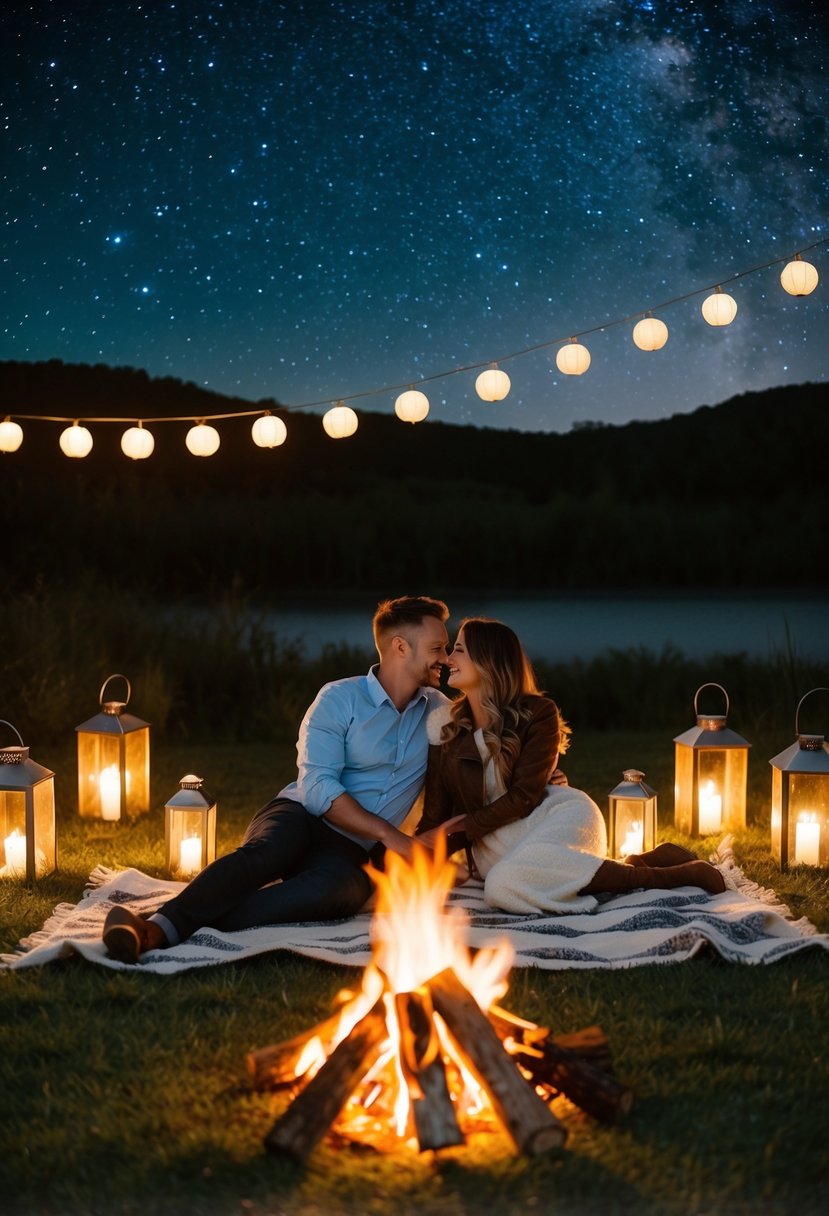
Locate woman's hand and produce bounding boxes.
[415,814,467,852]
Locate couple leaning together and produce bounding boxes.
[103,596,725,964]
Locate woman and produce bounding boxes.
[416,618,725,913]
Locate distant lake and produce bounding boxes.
[259,593,828,663]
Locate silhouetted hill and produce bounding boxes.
[1,360,826,592]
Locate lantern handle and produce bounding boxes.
[795,687,829,736]
[693,683,729,718]
[0,720,25,747]
[99,673,132,707]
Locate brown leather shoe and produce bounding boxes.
[103,905,166,963]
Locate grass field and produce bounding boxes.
[1,732,827,1216]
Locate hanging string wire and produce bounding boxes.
[5,236,826,425]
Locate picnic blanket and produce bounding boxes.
[2,839,826,973]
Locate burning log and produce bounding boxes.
[247,1008,345,1089]
[264,998,388,1164]
[487,1009,631,1123]
[395,987,465,1151]
[427,968,567,1155]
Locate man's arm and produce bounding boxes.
[323,792,415,859]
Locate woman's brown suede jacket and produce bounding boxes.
[415,694,563,844]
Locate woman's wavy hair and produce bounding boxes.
[443,617,570,776]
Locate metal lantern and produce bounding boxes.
[76,674,150,821]
[164,774,217,878]
[0,721,56,880]
[674,683,750,837]
[608,769,657,859]
[770,688,829,870]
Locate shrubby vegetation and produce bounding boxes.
[2,578,826,748]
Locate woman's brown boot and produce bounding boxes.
[625,842,698,868]
[580,859,726,897]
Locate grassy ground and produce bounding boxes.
[1,732,827,1216]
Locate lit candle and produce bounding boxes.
[99,765,121,821]
[698,781,722,834]
[619,820,643,858]
[794,813,820,867]
[3,828,27,877]
[179,834,202,876]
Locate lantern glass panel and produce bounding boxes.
[611,799,656,859]
[674,744,695,833]
[788,774,829,866]
[1,790,27,876]
[32,777,57,876]
[78,732,122,819]
[123,728,150,816]
[165,805,216,878]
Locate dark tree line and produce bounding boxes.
[1,360,826,595]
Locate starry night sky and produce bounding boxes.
[2,0,827,434]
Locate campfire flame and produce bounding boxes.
[250,838,629,1160]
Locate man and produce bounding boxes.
[102,595,452,963]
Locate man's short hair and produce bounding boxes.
[372,595,449,649]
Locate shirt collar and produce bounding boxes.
[366,664,430,711]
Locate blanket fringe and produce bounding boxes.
[86,864,119,890]
[710,835,820,937]
[0,899,84,963]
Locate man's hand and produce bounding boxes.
[415,814,467,852]
[549,767,568,787]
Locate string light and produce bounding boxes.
[251,413,288,447]
[185,421,220,457]
[1,238,824,454]
[59,422,93,458]
[394,389,430,423]
[701,287,738,327]
[474,366,511,402]
[322,402,359,439]
[632,316,669,351]
[121,422,155,460]
[556,339,591,376]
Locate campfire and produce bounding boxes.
[248,841,632,1162]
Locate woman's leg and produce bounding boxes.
[579,858,726,896]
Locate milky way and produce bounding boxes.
[2,0,826,432]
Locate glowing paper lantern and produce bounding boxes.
[632,317,669,351]
[121,424,155,460]
[475,368,511,402]
[251,414,288,448]
[674,684,750,838]
[322,403,359,439]
[76,674,150,821]
[701,288,738,326]
[555,340,591,376]
[59,422,93,458]
[769,688,829,870]
[186,422,220,456]
[608,769,657,860]
[394,390,430,423]
[0,720,56,881]
[0,418,23,452]
[165,774,217,878]
[780,256,819,297]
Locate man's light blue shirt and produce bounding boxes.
[278,667,448,846]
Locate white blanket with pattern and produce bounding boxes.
[2,840,826,973]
